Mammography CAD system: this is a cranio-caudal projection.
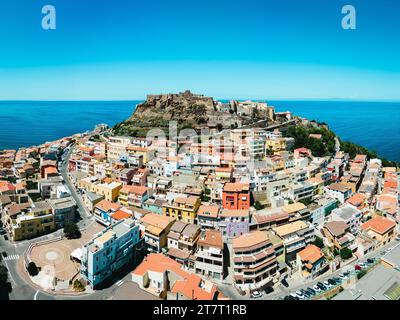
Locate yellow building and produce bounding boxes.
[266,138,286,154]
[126,146,149,164]
[162,196,201,224]
[361,216,397,247]
[78,176,122,202]
[5,201,55,241]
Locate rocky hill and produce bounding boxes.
[113,90,233,136]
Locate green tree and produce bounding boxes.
[254,201,264,211]
[27,262,39,277]
[314,236,324,249]
[64,221,81,239]
[340,248,353,260]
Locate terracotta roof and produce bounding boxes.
[361,216,396,235]
[198,230,223,249]
[282,202,307,214]
[223,182,249,193]
[171,273,217,300]
[95,200,121,212]
[347,193,366,206]
[141,213,174,230]
[120,185,149,196]
[220,209,249,218]
[132,253,217,300]
[232,231,269,250]
[197,205,220,218]
[111,210,132,221]
[327,183,351,192]
[298,244,324,264]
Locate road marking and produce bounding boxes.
[116,280,124,287]
[34,290,39,300]
[3,254,20,261]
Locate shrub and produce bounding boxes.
[27,262,39,277]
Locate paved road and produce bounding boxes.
[59,144,94,229]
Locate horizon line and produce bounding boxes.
[1,98,400,103]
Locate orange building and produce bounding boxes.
[222,182,250,210]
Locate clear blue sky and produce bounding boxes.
[1,0,400,100]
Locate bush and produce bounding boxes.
[340,248,353,260]
[357,269,367,280]
[27,262,39,277]
[64,221,81,239]
[73,279,85,292]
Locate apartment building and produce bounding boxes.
[272,220,315,264]
[218,209,250,238]
[195,230,224,280]
[330,204,362,234]
[222,182,250,210]
[361,216,397,248]
[232,231,278,292]
[323,220,355,251]
[196,204,220,229]
[118,185,149,208]
[81,218,141,288]
[78,176,123,202]
[4,201,55,241]
[162,195,201,224]
[93,200,121,226]
[140,213,175,253]
[296,244,328,279]
[324,183,353,204]
[167,221,201,266]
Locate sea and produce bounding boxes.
[0,100,399,162]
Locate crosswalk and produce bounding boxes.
[3,254,20,261]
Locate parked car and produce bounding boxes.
[265,286,274,294]
[317,282,327,290]
[300,289,310,298]
[3,235,8,240]
[0,229,6,235]
[367,258,375,264]
[355,265,362,271]
[306,287,316,296]
[281,279,289,288]
[323,281,332,288]
[1,252,7,258]
[313,285,322,292]
[251,290,262,299]
[327,279,336,286]
[290,293,299,300]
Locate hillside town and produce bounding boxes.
[0,94,399,301]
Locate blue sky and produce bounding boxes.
[0,0,400,100]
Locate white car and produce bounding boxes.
[323,281,332,288]
[251,290,262,299]
[339,273,347,280]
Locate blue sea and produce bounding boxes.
[0,100,399,162]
